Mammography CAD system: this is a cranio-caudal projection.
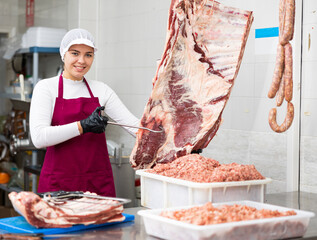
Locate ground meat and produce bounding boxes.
[209,163,265,182]
[147,154,264,182]
[147,154,220,182]
[160,202,296,225]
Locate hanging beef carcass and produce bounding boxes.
[130,0,254,169]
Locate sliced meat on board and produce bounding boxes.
[130,0,254,169]
[8,191,125,228]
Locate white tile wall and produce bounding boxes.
[95,0,170,123]
[0,0,18,29]
[302,24,317,62]
[0,0,16,114]
[78,0,98,21]
[301,99,317,137]
[231,63,255,98]
[254,62,276,98]
[224,96,255,131]
[302,61,317,99]
[301,0,317,193]
[33,0,68,29]
[303,0,317,24]
[300,136,317,193]
[242,29,256,64]
[119,93,150,120]
[67,0,79,29]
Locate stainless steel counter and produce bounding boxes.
[1,191,317,239]
[265,191,317,240]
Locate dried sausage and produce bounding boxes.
[268,44,285,98]
[284,43,293,102]
[279,0,286,36]
[276,75,285,106]
[280,0,295,45]
[269,102,294,133]
[268,0,295,133]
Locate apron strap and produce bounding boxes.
[83,78,95,98]
[58,74,95,98]
[58,74,64,98]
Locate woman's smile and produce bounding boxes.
[74,65,86,71]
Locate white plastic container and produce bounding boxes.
[136,170,272,208]
[22,27,67,48]
[138,200,315,240]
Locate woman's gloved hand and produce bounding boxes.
[80,106,108,134]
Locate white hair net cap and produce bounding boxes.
[60,28,97,61]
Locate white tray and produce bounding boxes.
[138,200,315,240]
[136,170,272,208]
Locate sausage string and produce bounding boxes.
[268,0,295,133]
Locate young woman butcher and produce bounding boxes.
[29,28,139,197]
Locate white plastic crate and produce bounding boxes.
[22,27,67,48]
[136,170,272,208]
[138,200,315,240]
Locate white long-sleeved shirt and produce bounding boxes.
[29,75,139,149]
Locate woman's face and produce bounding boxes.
[63,44,94,80]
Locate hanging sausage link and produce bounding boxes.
[284,42,293,102]
[279,0,295,46]
[268,0,295,133]
[276,74,285,107]
[269,102,294,133]
[268,43,285,99]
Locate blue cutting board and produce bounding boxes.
[0,213,134,235]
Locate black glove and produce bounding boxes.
[191,149,203,154]
[80,106,108,134]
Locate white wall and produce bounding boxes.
[95,0,171,153]
[0,0,68,115]
[300,0,317,193]
[0,0,19,115]
[33,0,68,28]
[67,0,99,80]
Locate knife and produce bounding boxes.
[100,110,163,133]
[107,121,163,133]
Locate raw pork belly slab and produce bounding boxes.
[130,0,253,169]
[8,191,125,228]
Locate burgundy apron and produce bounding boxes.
[37,75,116,197]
